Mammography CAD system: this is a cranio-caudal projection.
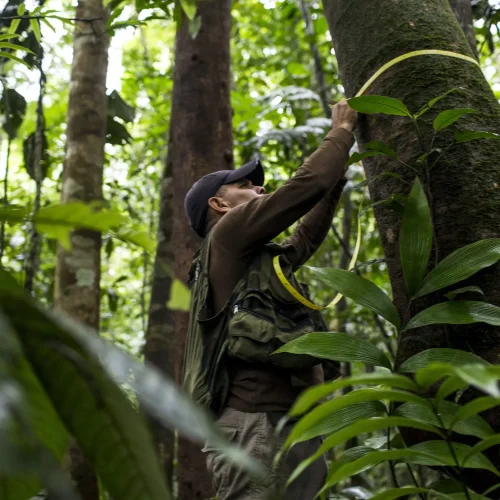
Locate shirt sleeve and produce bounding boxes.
[211,127,354,259]
[282,176,348,270]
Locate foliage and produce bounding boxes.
[277,90,500,497]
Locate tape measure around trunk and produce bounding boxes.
[274,49,479,310]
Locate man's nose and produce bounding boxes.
[254,185,265,195]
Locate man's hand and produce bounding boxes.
[331,98,358,133]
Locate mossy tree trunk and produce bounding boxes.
[324,0,500,490]
[145,0,233,497]
[54,2,109,499]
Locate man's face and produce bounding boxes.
[222,178,266,208]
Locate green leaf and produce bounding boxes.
[399,348,489,373]
[404,301,500,331]
[414,88,462,118]
[452,365,500,398]
[283,388,424,450]
[319,449,428,494]
[346,150,386,168]
[0,52,31,68]
[415,239,500,298]
[2,303,173,499]
[17,3,26,15]
[8,19,21,35]
[401,177,433,298]
[289,372,419,417]
[435,376,468,402]
[364,140,398,158]
[0,278,263,482]
[167,279,191,311]
[359,194,407,217]
[287,416,441,486]
[114,229,156,254]
[188,15,201,39]
[433,108,475,131]
[407,441,498,473]
[0,42,35,54]
[463,434,500,465]
[292,401,385,445]
[34,203,125,249]
[369,487,429,500]
[106,116,132,145]
[454,130,500,143]
[449,397,499,432]
[305,267,401,328]
[275,332,391,369]
[445,286,484,300]
[395,400,494,439]
[40,17,56,32]
[29,19,41,43]
[0,87,27,139]
[180,0,196,20]
[348,95,412,117]
[0,34,21,41]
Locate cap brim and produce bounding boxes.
[224,158,265,187]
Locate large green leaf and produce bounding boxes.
[449,397,499,432]
[399,348,489,373]
[0,275,263,498]
[404,301,500,331]
[289,372,419,417]
[433,108,475,131]
[292,401,385,445]
[0,203,155,253]
[400,177,433,298]
[395,400,494,438]
[348,96,412,117]
[463,434,500,464]
[414,88,462,118]
[0,312,73,500]
[346,150,387,168]
[369,487,429,500]
[415,239,500,298]
[306,267,401,328]
[454,130,500,143]
[287,416,441,486]
[283,388,424,450]
[275,332,392,369]
[407,441,498,473]
[452,365,500,398]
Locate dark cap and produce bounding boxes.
[184,158,265,237]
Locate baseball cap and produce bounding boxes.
[184,158,265,237]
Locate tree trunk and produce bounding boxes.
[54,2,109,498]
[324,0,500,491]
[449,0,478,55]
[145,0,233,497]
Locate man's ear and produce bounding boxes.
[208,196,231,215]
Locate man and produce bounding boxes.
[182,99,357,499]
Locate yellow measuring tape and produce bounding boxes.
[273,49,480,310]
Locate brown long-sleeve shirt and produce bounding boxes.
[208,127,355,412]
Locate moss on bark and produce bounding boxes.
[324,0,500,490]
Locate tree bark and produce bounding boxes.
[449,0,478,56]
[324,0,500,491]
[145,0,233,497]
[54,1,109,498]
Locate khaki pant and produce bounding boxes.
[204,407,327,500]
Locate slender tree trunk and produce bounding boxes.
[449,0,478,55]
[324,0,500,491]
[54,2,109,498]
[145,0,233,497]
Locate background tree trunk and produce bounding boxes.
[145,0,233,497]
[449,0,478,55]
[54,3,109,499]
[324,0,500,491]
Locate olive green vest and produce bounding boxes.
[181,235,332,414]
